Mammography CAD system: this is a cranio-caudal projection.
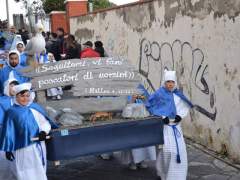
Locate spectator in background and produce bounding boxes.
[94,41,108,57]
[2,26,16,50]
[45,31,50,42]
[18,29,22,35]
[9,26,16,34]
[80,41,100,58]
[0,36,5,50]
[42,31,46,39]
[56,27,65,54]
[20,27,29,45]
[46,32,61,61]
[0,33,7,66]
[63,34,80,59]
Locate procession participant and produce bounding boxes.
[46,52,63,100]
[16,41,28,67]
[0,50,29,95]
[145,70,193,180]
[2,26,16,50]
[0,76,19,180]
[0,76,19,131]
[0,82,58,180]
[122,84,157,170]
[19,47,48,66]
[36,50,48,64]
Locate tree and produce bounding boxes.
[42,0,65,14]
[90,0,115,11]
[40,0,115,15]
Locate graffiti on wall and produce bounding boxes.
[139,38,217,121]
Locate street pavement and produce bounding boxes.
[47,142,240,180]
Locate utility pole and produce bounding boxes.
[26,0,37,33]
[88,0,93,12]
[6,0,10,25]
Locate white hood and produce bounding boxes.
[162,69,177,89]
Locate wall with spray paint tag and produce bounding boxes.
[70,0,240,162]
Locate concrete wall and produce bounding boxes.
[70,0,240,162]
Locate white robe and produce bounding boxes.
[122,146,156,164]
[12,108,51,180]
[156,94,190,180]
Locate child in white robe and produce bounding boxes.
[0,83,58,180]
[146,70,193,180]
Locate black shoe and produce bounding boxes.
[156,177,161,180]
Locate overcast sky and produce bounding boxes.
[109,0,138,5]
[0,0,26,23]
[0,0,138,23]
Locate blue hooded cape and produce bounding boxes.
[0,102,58,152]
[3,33,14,50]
[0,96,12,125]
[19,52,28,67]
[0,96,13,136]
[145,87,193,119]
[20,53,48,67]
[36,53,48,64]
[0,65,29,95]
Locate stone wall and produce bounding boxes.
[70,0,240,162]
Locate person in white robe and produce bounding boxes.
[121,88,157,170]
[46,53,63,100]
[121,146,157,170]
[0,76,19,180]
[146,70,194,180]
[0,83,58,180]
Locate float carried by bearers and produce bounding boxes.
[21,56,164,164]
